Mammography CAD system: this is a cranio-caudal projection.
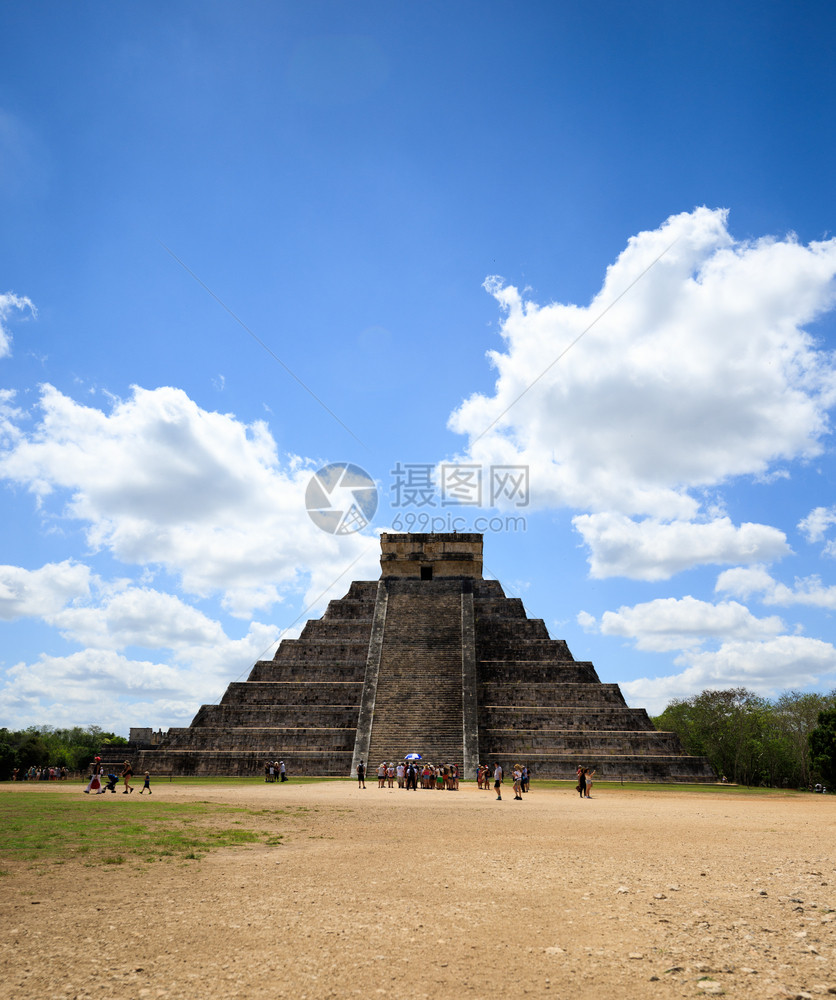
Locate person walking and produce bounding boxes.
[83,762,104,794]
[139,771,152,794]
[513,765,523,800]
[584,768,596,798]
[121,760,134,794]
[494,762,503,800]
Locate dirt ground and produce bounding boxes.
[1,780,834,1000]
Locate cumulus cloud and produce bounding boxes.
[0,384,381,616]
[0,560,91,620]
[588,595,784,652]
[583,589,836,713]
[799,505,836,544]
[449,207,836,576]
[623,636,836,716]
[0,291,36,358]
[572,513,790,580]
[716,565,836,610]
[0,615,282,731]
[47,587,227,650]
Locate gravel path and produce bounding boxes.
[1,781,835,999]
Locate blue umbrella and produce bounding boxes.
[404,753,422,760]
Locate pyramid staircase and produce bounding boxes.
[365,579,466,768]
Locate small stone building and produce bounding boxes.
[133,533,715,781]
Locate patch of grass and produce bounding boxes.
[0,793,286,867]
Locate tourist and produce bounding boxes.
[280,760,287,782]
[140,771,152,794]
[513,765,523,800]
[577,765,586,799]
[83,762,104,794]
[396,762,405,788]
[494,762,503,800]
[387,762,395,788]
[435,767,444,791]
[121,759,134,794]
[521,765,530,793]
[422,764,431,789]
[377,762,386,788]
[406,762,418,790]
[584,768,595,798]
[357,760,366,788]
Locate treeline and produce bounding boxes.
[653,688,836,788]
[0,725,128,779]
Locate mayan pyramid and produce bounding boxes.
[133,533,715,781]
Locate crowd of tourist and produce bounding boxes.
[354,760,467,790]
[11,766,70,781]
[263,760,288,782]
[353,760,539,797]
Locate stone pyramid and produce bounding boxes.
[133,533,714,782]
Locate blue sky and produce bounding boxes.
[3,1,836,733]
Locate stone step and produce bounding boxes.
[478,662,600,684]
[220,681,362,707]
[273,640,370,663]
[476,639,574,660]
[300,620,374,641]
[247,662,365,683]
[481,730,688,752]
[134,749,354,777]
[191,705,360,728]
[478,682,628,705]
[163,726,356,751]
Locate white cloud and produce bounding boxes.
[799,505,836,543]
[623,636,836,716]
[449,208,836,576]
[590,595,784,652]
[0,617,282,732]
[572,512,790,580]
[0,560,91,620]
[0,291,36,359]
[716,565,836,610]
[0,384,381,616]
[47,587,227,651]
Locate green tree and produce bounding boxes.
[809,708,836,786]
[774,691,835,787]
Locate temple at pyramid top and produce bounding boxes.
[131,532,715,783]
[380,532,483,579]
